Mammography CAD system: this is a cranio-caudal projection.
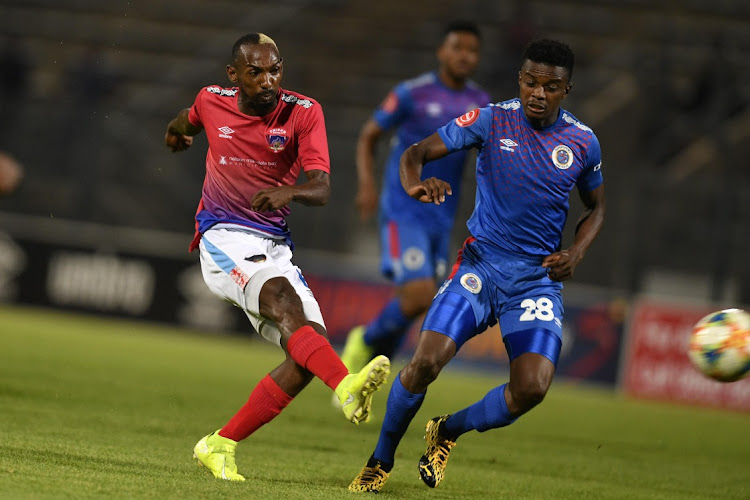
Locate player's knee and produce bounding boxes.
[510,378,549,412]
[405,353,443,387]
[259,277,304,322]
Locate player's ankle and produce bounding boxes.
[367,455,393,472]
[438,420,458,442]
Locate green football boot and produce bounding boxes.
[335,354,390,424]
[193,430,245,481]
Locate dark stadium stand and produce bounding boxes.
[0,0,748,300]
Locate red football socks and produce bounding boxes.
[287,325,348,390]
[219,374,293,441]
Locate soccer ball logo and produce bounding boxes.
[687,308,750,382]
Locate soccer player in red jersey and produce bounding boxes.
[165,33,390,481]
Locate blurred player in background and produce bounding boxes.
[349,39,606,492]
[0,152,23,196]
[164,33,390,482]
[340,21,491,373]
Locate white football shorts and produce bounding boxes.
[198,226,325,345]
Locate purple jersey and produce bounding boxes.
[374,72,490,227]
[437,98,603,258]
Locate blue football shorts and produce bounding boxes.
[421,239,563,365]
[379,218,450,285]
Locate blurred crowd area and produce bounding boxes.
[0,0,749,303]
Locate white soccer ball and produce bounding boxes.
[687,308,750,382]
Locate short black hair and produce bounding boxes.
[231,33,278,64]
[442,21,481,42]
[522,39,574,80]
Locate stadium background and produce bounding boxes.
[1,0,749,412]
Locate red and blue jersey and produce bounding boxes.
[187,86,330,250]
[374,72,490,227]
[437,98,603,258]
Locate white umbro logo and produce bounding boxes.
[218,126,234,139]
[499,138,518,152]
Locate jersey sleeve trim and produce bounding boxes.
[188,89,204,127]
[576,133,604,192]
[373,83,412,130]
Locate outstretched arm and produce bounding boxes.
[165,108,203,152]
[251,169,330,212]
[355,118,384,221]
[542,184,606,281]
[399,132,452,205]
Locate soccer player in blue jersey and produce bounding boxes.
[340,21,491,373]
[349,38,606,492]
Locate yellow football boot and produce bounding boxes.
[418,415,456,488]
[192,430,245,481]
[334,355,390,424]
[349,459,391,493]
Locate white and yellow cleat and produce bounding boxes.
[193,430,245,481]
[335,355,390,424]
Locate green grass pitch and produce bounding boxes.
[1,305,748,499]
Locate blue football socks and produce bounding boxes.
[443,383,517,439]
[372,373,425,466]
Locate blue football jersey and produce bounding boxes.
[373,72,490,227]
[437,98,603,258]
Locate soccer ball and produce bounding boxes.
[688,308,750,382]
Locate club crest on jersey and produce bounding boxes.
[460,273,482,294]
[266,128,289,153]
[455,109,480,127]
[552,144,574,170]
